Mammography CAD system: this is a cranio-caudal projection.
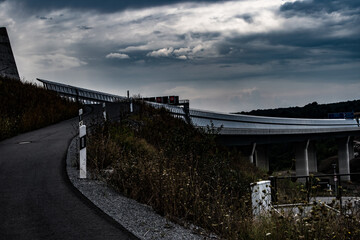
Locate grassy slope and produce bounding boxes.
[88,103,263,239]
[0,76,79,140]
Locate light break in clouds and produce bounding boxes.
[1,0,359,112]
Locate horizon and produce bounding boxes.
[1,0,359,113]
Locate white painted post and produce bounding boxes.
[251,180,271,216]
[102,102,107,121]
[79,125,87,179]
[130,98,133,113]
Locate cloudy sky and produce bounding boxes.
[1,0,359,112]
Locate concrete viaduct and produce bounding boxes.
[38,78,360,181]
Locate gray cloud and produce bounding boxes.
[280,0,360,16]
[7,0,230,13]
[1,0,359,112]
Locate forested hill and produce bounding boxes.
[236,100,360,119]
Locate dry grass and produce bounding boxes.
[0,76,79,140]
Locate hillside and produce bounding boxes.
[0,76,79,140]
[88,102,262,239]
[237,100,360,119]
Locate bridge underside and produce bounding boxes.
[218,133,359,180]
[216,130,360,146]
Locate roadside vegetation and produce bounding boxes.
[87,102,360,239]
[0,76,79,141]
[88,102,262,239]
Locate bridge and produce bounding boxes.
[37,78,360,181]
[37,78,126,104]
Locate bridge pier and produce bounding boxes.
[337,136,351,181]
[255,145,269,171]
[245,143,257,164]
[308,142,317,173]
[295,140,310,178]
[349,137,354,160]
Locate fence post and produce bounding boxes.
[338,175,342,211]
[251,180,271,216]
[127,90,133,113]
[306,176,310,203]
[79,124,87,179]
[269,176,277,203]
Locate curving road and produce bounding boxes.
[0,116,137,240]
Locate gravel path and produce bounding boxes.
[66,137,218,240]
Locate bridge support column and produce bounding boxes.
[337,136,351,181]
[308,142,317,173]
[349,137,354,160]
[249,143,257,164]
[295,140,310,178]
[255,145,269,171]
[243,143,257,164]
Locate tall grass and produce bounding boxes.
[88,103,262,238]
[0,76,79,140]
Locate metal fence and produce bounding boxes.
[269,173,360,209]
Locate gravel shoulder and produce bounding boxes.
[66,137,217,240]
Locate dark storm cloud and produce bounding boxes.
[215,3,360,66]
[9,0,229,12]
[280,0,360,16]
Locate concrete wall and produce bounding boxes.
[0,27,20,79]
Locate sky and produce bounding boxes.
[1,0,359,113]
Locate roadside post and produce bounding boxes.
[102,102,106,121]
[130,98,133,113]
[333,164,338,197]
[78,108,86,179]
[127,90,133,113]
[79,124,87,179]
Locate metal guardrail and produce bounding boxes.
[37,78,126,104]
[147,102,360,136]
[37,78,360,135]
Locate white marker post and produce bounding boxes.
[251,180,271,216]
[79,124,87,179]
[130,98,133,113]
[102,102,107,121]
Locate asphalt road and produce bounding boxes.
[0,113,137,240]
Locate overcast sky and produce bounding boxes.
[1,0,359,112]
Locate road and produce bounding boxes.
[0,114,137,240]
